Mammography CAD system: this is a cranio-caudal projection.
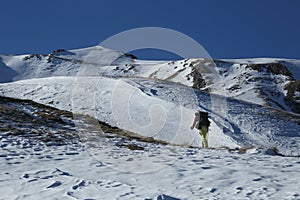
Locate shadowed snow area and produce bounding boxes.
[0,57,17,83]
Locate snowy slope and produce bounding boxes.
[1,46,300,114]
[0,46,134,82]
[0,76,299,156]
[1,90,300,200]
[2,130,300,200]
[0,77,231,148]
[1,46,300,199]
[212,59,300,112]
[1,46,300,155]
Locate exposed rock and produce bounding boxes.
[124,53,137,59]
[50,49,66,55]
[286,80,300,97]
[189,59,214,90]
[248,62,293,78]
[191,67,206,90]
[23,54,43,61]
[285,80,300,114]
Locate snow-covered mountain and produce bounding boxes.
[1,46,299,114]
[1,45,300,155]
[1,45,300,199]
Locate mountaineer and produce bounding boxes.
[191,111,210,148]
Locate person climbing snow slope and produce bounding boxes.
[191,111,211,148]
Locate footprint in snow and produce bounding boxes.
[150,89,157,95]
[156,194,181,200]
[236,187,243,194]
[201,166,212,170]
[47,181,62,188]
[23,174,29,179]
[252,177,263,181]
[54,168,72,176]
[72,180,86,190]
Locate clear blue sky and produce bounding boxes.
[1,0,300,59]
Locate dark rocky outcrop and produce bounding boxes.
[23,54,44,61]
[285,80,300,114]
[248,62,293,78]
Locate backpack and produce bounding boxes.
[195,111,210,130]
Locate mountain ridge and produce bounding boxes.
[1,45,299,114]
